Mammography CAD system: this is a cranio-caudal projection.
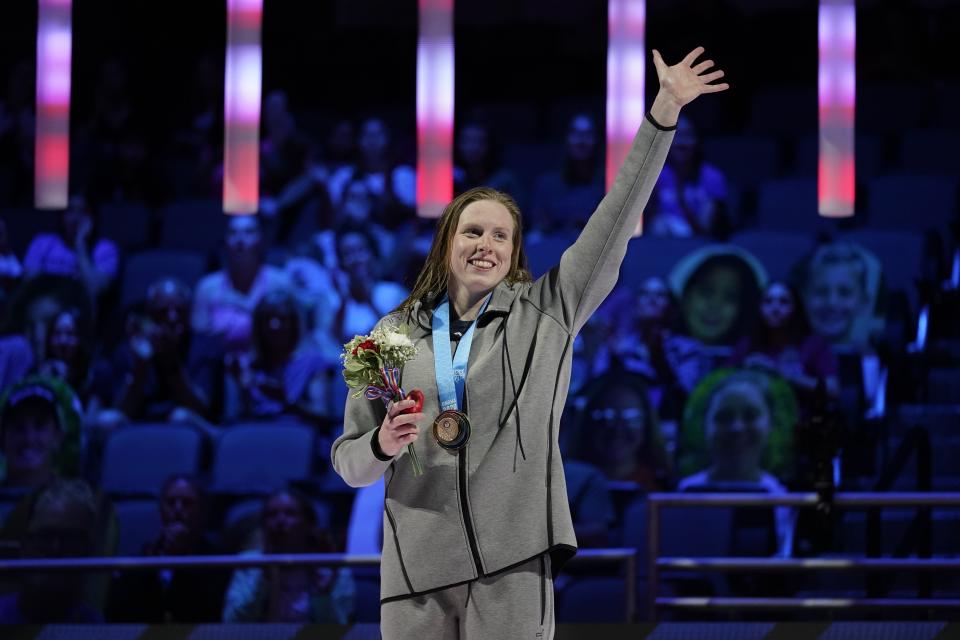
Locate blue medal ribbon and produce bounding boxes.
[432,294,491,412]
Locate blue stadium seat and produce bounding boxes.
[159,199,228,253]
[730,230,816,281]
[701,135,781,188]
[755,177,823,232]
[523,232,578,278]
[211,423,315,492]
[899,130,960,174]
[120,249,208,310]
[98,201,152,251]
[866,174,957,231]
[114,499,162,556]
[621,237,710,287]
[100,424,204,495]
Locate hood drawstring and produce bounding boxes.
[502,320,540,465]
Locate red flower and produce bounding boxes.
[351,339,379,356]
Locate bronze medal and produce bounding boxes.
[432,409,471,451]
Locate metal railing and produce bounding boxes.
[0,547,638,622]
[646,491,960,620]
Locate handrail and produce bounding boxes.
[657,557,960,571]
[869,425,933,598]
[657,597,960,610]
[645,491,960,620]
[0,548,638,621]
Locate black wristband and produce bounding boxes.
[646,111,677,131]
[370,427,394,461]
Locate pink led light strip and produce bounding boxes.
[818,0,855,217]
[416,0,454,218]
[35,0,72,210]
[223,0,263,215]
[606,0,646,234]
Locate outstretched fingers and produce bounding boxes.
[681,46,706,68]
[699,69,725,84]
[692,59,714,75]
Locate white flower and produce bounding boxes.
[383,330,413,349]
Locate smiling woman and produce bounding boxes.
[331,46,729,639]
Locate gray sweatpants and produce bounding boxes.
[380,554,555,640]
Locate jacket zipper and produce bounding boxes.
[458,446,484,576]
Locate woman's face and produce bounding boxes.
[566,116,597,162]
[341,181,373,224]
[590,386,648,476]
[2,402,62,481]
[683,265,742,343]
[48,313,80,362]
[637,277,670,321]
[761,283,795,329]
[706,381,770,479]
[339,232,374,277]
[263,492,308,549]
[448,199,515,298]
[804,264,865,341]
[160,478,200,530]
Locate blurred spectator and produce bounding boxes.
[22,194,120,297]
[114,277,223,426]
[224,291,337,429]
[454,117,523,202]
[573,371,673,491]
[562,459,616,548]
[0,275,93,373]
[36,308,113,419]
[0,218,22,301]
[647,116,730,238]
[312,178,394,272]
[0,375,82,488]
[677,370,798,556]
[258,91,331,244]
[797,242,884,348]
[332,229,408,342]
[0,334,32,394]
[0,479,102,623]
[730,281,839,400]
[589,278,708,424]
[222,488,355,623]
[529,114,604,234]
[109,475,228,623]
[191,215,291,352]
[326,117,416,229]
[669,245,767,347]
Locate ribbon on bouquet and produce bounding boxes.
[364,366,405,403]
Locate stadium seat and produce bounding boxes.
[98,201,152,251]
[793,133,884,181]
[119,248,208,310]
[100,424,204,495]
[159,199,228,253]
[114,499,162,556]
[729,230,816,281]
[621,237,710,287]
[866,174,958,231]
[755,177,828,232]
[701,135,781,188]
[211,423,315,492]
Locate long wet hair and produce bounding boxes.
[394,186,533,315]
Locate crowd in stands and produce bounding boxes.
[0,50,958,622]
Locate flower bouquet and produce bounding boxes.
[342,324,424,476]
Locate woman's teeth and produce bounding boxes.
[470,259,494,269]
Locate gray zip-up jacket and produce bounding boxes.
[332,114,675,602]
